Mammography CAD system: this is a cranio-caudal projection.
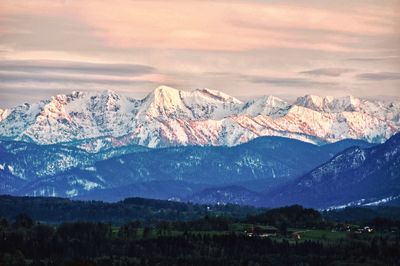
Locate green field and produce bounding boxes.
[298,229,347,241]
[112,224,357,242]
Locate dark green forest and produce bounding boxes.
[1,196,400,265]
[0,195,263,224]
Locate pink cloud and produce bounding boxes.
[1,0,397,52]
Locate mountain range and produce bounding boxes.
[0,86,399,208]
[1,136,356,196]
[1,132,392,208]
[0,86,399,148]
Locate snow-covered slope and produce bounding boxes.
[0,86,399,147]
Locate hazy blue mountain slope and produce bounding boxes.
[0,139,149,180]
[2,135,387,203]
[0,170,26,194]
[188,185,262,206]
[75,180,211,202]
[320,139,375,157]
[262,133,400,209]
[9,136,339,199]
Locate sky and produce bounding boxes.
[0,0,400,108]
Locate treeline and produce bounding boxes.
[1,195,400,226]
[246,205,324,228]
[0,195,263,224]
[1,214,400,265]
[322,206,400,223]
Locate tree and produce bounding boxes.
[0,218,9,230]
[156,221,171,236]
[15,214,33,229]
[3,250,26,266]
[279,221,288,236]
[118,221,141,240]
[143,227,152,239]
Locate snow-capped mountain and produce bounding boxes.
[0,90,141,144]
[0,86,399,147]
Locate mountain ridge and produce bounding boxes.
[0,136,376,201]
[0,86,398,147]
[261,133,400,209]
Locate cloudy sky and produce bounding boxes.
[0,0,399,108]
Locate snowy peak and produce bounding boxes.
[295,94,333,112]
[151,86,181,103]
[332,95,361,112]
[195,88,242,104]
[139,86,242,120]
[242,95,289,117]
[140,85,188,119]
[11,90,141,143]
[36,90,137,121]
[295,94,323,108]
[295,94,362,113]
[264,95,285,105]
[294,94,400,126]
